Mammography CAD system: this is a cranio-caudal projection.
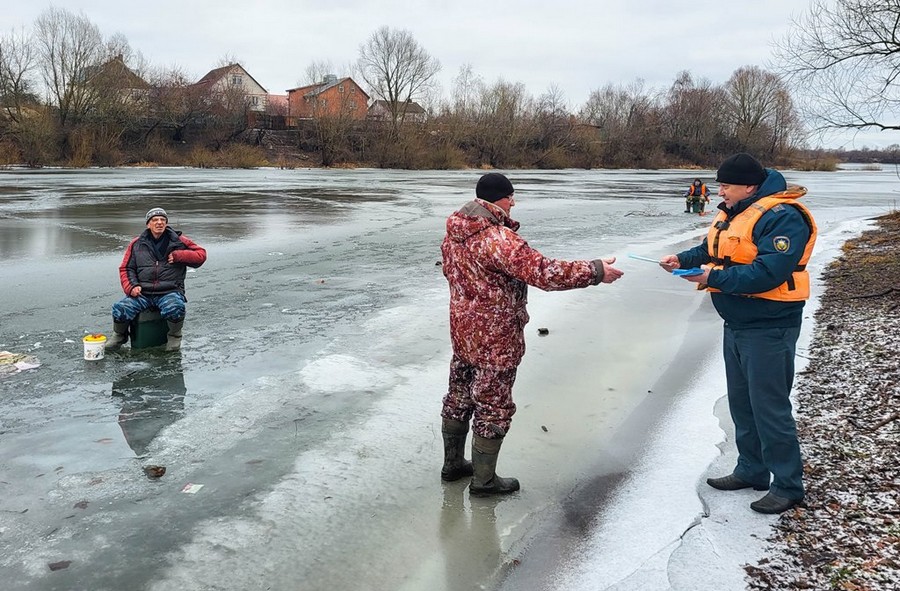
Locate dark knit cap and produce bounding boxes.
[716,153,766,186]
[145,207,168,223]
[475,173,514,203]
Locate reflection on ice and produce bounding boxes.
[113,356,186,456]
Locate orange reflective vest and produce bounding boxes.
[688,183,708,197]
[705,186,817,301]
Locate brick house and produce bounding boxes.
[286,75,369,124]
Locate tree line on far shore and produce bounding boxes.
[1,3,897,170]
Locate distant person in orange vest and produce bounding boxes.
[684,178,710,214]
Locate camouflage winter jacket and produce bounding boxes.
[441,199,600,370]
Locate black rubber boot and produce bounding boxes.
[106,322,129,350]
[165,320,184,351]
[441,418,474,482]
[469,435,520,497]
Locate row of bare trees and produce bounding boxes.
[6,4,869,169]
[297,62,803,170]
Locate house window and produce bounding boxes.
[339,84,344,93]
[250,96,259,105]
[231,75,242,86]
[350,86,356,93]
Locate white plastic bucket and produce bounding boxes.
[83,334,107,360]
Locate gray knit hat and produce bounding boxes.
[145,207,168,224]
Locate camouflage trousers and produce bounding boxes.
[441,354,518,439]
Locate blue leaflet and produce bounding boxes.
[671,268,704,277]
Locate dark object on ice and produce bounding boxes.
[73,500,88,509]
[143,465,166,479]
[435,261,442,266]
[48,561,72,571]
[537,327,549,336]
[541,425,548,432]
[130,310,168,349]
[750,492,803,514]
[706,473,769,491]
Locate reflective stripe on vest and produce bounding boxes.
[705,186,817,302]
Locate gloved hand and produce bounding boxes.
[591,257,624,285]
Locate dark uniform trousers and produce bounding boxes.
[723,325,804,500]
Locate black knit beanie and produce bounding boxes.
[475,173,514,203]
[716,153,766,186]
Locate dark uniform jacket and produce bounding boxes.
[676,169,814,329]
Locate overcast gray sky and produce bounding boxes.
[4,0,892,148]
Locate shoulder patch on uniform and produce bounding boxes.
[773,236,791,252]
[771,203,785,213]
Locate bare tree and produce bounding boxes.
[0,27,38,126]
[662,71,729,162]
[357,26,440,136]
[144,66,212,143]
[532,84,574,167]
[471,79,534,167]
[724,66,802,159]
[302,60,335,86]
[776,0,900,134]
[33,6,105,128]
[579,79,661,167]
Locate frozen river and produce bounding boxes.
[0,166,895,590]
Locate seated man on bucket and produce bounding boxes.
[684,178,710,214]
[107,208,207,352]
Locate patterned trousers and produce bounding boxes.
[112,292,186,323]
[441,354,518,439]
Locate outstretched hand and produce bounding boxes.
[593,256,624,284]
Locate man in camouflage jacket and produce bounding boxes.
[439,173,623,496]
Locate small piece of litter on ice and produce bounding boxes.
[143,465,166,479]
[435,261,442,266]
[537,328,549,336]
[48,560,72,571]
[541,425,548,432]
[181,483,204,494]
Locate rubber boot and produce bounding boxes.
[469,435,520,497]
[106,322,129,350]
[441,418,474,482]
[165,320,184,351]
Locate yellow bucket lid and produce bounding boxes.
[83,334,107,343]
